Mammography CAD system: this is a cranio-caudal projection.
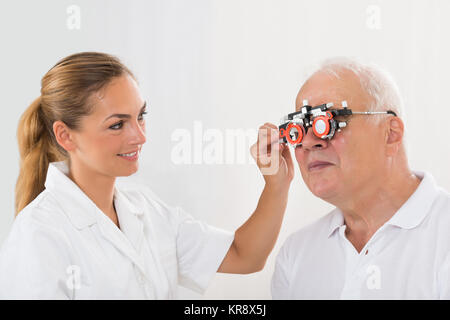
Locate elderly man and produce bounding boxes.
[270,57,450,299]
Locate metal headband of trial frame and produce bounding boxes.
[279,100,397,146]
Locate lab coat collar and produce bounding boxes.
[44,161,152,283]
[45,161,98,229]
[44,161,144,230]
[327,170,439,237]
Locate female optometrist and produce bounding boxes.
[0,52,293,299]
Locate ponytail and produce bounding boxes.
[15,97,64,216]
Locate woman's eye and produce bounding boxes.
[138,111,147,121]
[109,121,123,130]
[109,112,147,130]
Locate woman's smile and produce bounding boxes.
[117,149,139,161]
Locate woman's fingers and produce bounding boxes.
[281,143,294,180]
[255,125,279,165]
[249,123,287,177]
[250,122,295,184]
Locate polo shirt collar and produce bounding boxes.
[327,170,439,237]
[385,170,439,229]
[327,208,344,238]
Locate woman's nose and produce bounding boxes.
[129,122,147,145]
[301,127,328,150]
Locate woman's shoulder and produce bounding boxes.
[116,181,167,209]
[3,190,72,253]
[115,181,188,224]
[116,180,159,201]
[16,190,66,228]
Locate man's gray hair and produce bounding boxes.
[307,57,405,126]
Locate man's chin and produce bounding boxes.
[312,189,335,201]
[308,179,339,200]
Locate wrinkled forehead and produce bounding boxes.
[295,70,370,113]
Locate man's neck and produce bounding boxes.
[338,170,421,253]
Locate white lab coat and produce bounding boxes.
[0,161,234,299]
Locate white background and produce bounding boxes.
[0,0,449,299]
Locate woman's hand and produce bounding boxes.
[250,122,294,188]
[217,123,294,274]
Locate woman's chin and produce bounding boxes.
[114,162,139,177]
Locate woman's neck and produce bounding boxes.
[68,161,118,227]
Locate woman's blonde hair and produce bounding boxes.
[15,52,135,216]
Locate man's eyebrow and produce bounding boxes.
[103,102,147,123]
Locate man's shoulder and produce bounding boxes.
[426,186,450,231]
[417,170,450,223]
[282,208,341,252]
[434,186,450,211]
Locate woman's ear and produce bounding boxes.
[53,120,77,152]
[385,117,404,157]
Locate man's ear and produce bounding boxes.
[385,117,404,157]
[53,120,77,152]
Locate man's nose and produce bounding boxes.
[301,127,328,150]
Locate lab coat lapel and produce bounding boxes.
[113,186,171,298]
[96,217,144,268]
[95,188,150,281]
[141,212,172,298]
[113,188,144,253]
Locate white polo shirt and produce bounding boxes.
[271,170,450,299]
